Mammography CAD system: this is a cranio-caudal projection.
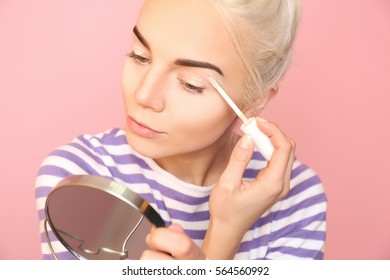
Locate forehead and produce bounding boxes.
[136,0,242,80]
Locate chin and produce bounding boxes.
[126,136,172,159]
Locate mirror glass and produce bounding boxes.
[45,175,165,260]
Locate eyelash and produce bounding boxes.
[127,51,205,94]
[127,51,150,65]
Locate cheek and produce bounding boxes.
[121,62,135,101]
[169,99,235,144]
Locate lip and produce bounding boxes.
[127,116,164,138]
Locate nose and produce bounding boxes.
[134,67,165,112]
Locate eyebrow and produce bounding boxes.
[174,59,224,76]
[133,26,150,50]
[132,25,224,77]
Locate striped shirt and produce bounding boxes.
[35,128,327,260]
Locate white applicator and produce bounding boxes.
[208,77,274,161]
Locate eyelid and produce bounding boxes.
[182,75,204,87]
[132,47,146,56]
[177,78,205,94]
[127,48,150,65]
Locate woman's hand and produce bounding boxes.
[140,224,206,260]
[203,118,295,259]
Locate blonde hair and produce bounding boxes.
[207,0,302,113]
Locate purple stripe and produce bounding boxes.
[38,209,46,220]
[77,129,122,145]
[46,148,101,175]
[252,151,266,161]
[96,128,124,143]
[236,211,279,253]
[71,140,152,170]
[40,231,59,244]
[271,212,326,241]
[267,245,324,259]
[243,169,259,179]
[146,181,209,205]
[77,131,151,169]
[122,176,209,205]
[38,165,73,178]
[43,252,78,260]
[237,233,270,253]
[252,209,275,230]
[43,146,205,206]
[289,175,323,198]
[140,193,210,222]
[111,153,152,168]
[286,229,326,240]
[35,186,53,198]
[274,193,326,222]
[243,161,309,181]
[40,229,78,260]
[184,229,207,240]
[291,163,309,179]
[139,193,169,216]
[66,143,107,167]
[167,209,210,222]
[238,207,323,254]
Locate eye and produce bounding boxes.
[178,78,205,94]
[127,51,150,65]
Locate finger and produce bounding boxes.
[168,223,185,233]
[140,249,174,260]
[254,119,293,181]
[219,134,255,190]
[146,225,204,260]
[281,137,296,198]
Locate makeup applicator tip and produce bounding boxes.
[208,77,219,89]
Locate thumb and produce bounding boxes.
[219,134,254,190]
[168,223,185,233]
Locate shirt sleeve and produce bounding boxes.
[264,160,327,259]
[34,134,111,259]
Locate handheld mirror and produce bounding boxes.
[44,175,165,260]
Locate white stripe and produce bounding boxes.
[270,202,327,233]
[233,246,269,260]
[303,220,326,232]
[269,237,324,252]
[276,181,324,212]
[38,221,68,255]
[91,143,131,156]
[40,154,89,174]
[41,241,68,255]
[36,197,47,211]
[266,251,313,260]
[162,196,210,212]
[246,158,267,170]
[51,140,212,199]
[170,219,208,231]
[36,174,69,189]
[56,145,110,175]
[239,209,273,242]
[291,167,317,188]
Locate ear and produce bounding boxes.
[268,83,279,101]
[244,84,279,116]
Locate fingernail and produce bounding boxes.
[257,117,268,123]
[240,134,254,149]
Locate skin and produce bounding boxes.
[122,0,244,186]
[121,0,295,259]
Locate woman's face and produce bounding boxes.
[122,0,244,159]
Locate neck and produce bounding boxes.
[155,134,234,186]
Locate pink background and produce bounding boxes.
[1,0,389,259]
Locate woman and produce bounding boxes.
[36,0,327,260]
